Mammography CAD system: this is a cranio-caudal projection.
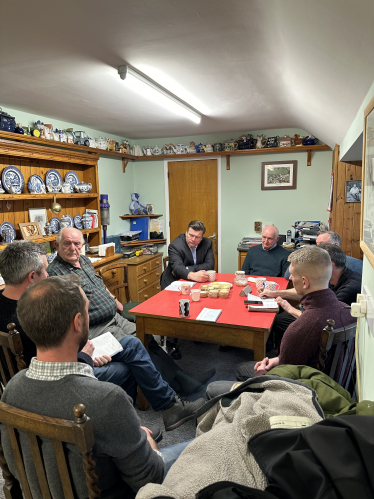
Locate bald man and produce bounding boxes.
[241,225,290,277]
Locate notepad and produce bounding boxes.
[165,282,196,292]
[196,308,222,322]
[91,332,123,358]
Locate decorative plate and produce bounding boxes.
[49,217,61,234]
[64,214,74,227]
[65,171,80,187]
[0,222,16,242]
[74,214,83,229]
[28,174,45,193]
[45,169,63,190]
[2,166,25,194]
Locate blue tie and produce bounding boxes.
[192,247,197,265]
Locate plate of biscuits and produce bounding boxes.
[199,282,232,299]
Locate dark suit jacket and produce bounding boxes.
[160,233,215,289]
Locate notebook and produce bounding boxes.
[91,332,123,358]
[196,308,222,322]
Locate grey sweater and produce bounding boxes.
[1,371,164,498]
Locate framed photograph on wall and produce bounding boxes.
[146,204,154,215]
[346,180,362,203]
[19,222,43,240]
[261,160,297,190]
[29,207,48,235]
[361,95,374,267]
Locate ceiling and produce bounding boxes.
[1,0,374,146]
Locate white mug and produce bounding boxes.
[255,277,266,291]
[180,283,190,295]
[190,289,201,302]
[207,270,216,282]
[264,281,280,292]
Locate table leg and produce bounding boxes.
[253,330,266,361]
[136,316,149,411]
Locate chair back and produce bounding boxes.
[0,324,27,394]
[0,402,100,499]
[98,261,130,305]
[163,256,169,270]
[318,319,357,395]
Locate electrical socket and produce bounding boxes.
[254,221,262,232]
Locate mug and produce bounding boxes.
[190,289,201,302]
[179,299,190,317]
[180,283,191,295]
[264,281,280,292]
[207,270,216,282]
[255,277,266,292]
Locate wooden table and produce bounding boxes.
[130,273,288,409]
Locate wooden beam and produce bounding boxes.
[226,155,231,170]
[122,158,130,172]
[307,149,312,166]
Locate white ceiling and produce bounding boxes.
[1,0,374,146]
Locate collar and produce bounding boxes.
[26,357,96,381]
[262,243,278,251]
[299,288,337,309]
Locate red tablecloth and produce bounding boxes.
[130,273,288,329]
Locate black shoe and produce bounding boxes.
[162,395,205,431]
[145,424,163,443]
[166,341,182,360]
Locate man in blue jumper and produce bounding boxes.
[241,225,290,277]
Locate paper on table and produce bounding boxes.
[247,276,266,283]
[246,295,278,308]
[196,308,222,322]
[91,332,123,358]
[165,281,196,292]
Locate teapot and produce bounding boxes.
[142,145,153,156]
[293,134,303,146]
[237,134,251,150]
[74,182,92,193]
[205,142,213,153]
[223,139,238,152]
[302,135,319,146]
[96,137,108,150]
[195,143,205,153]
[175,143,188,154]
[187,142,197,153]
[152,145,162,155]
[213,142,222,152]
[163,144,176,154]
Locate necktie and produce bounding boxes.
[192,247,197,265]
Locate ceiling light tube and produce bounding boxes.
[118,65,202,124]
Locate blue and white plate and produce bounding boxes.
[74,214,83,229]
[0,222,16,242]
[49,217,61,234]
[28,174,45,194]
[2,166,25,194]
[64,214,74,228]
[65,171,80,188]
[45,169,63,191]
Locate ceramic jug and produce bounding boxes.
[0,181,5,194]
[195,143,205,153]
[176,143,188,154]
[132,145,143,156]
[2,228,13,243]
[188,142,197,153]
[62,182,72,193]
[152,145,162,155]
[205,143,213,153]
[223,140,238,152]
[163,144,176,154]
[60,214,71,230]
[213,142,222,152]
[96,137,108,150]
[82,213,93,229]
[142,145,153,156]
[44,222,53,236]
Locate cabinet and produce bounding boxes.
[238,249,247,271]
[0,140,101,249]
[126,253,162,302]
[118,214,166,247]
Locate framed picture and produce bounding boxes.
[346,180,362,203]
[146,204,154,215]
[19,222,43,240]
[29,207,48,235]
[361,95,374,267]
[261,160,297,190]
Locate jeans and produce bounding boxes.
[94,335,175,411]
[161,439,193,476]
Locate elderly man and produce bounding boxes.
[241,225,290,277]
[160,220,215,359]
[1,240,204,431]
[1,275,193,497]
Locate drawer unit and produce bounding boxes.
[126,253,163,302]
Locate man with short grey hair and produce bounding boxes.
[241,225,290,277]
[316,230,362,274]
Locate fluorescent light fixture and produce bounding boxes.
[118,65,202,124]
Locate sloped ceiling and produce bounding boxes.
[1,0,374,146]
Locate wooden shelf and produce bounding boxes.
[0,193,98,200]
[119,214,163,220]
[121,239,166,247]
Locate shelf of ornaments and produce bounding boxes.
[0,193,99,200]
[0,228,100,249]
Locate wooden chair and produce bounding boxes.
[163,256,169,270]
[317,319,357,396]
[98,261,139,323]
[0,324,27,395]
[0,402,100,499]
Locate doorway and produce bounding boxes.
[165,158,221,271]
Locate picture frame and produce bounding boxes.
[19,222,43,240]
[29,207,48,235]
[361,95,374,267]
[261,160,297,190]
[146,204,154,215]
[346,180,362,203]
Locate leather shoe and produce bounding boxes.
[166,341,182,360]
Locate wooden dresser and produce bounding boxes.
[126,253,162,302]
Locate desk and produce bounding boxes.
[130,273,288,409]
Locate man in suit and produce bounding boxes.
[161,220,215,358]
[316,231,363,274]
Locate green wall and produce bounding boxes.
[133,129,333,273]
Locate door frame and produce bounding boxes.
[164,156,222,272]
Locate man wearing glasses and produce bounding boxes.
[161,221,215,358]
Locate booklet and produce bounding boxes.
[91,332,123,358]
[196,308,222,322]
